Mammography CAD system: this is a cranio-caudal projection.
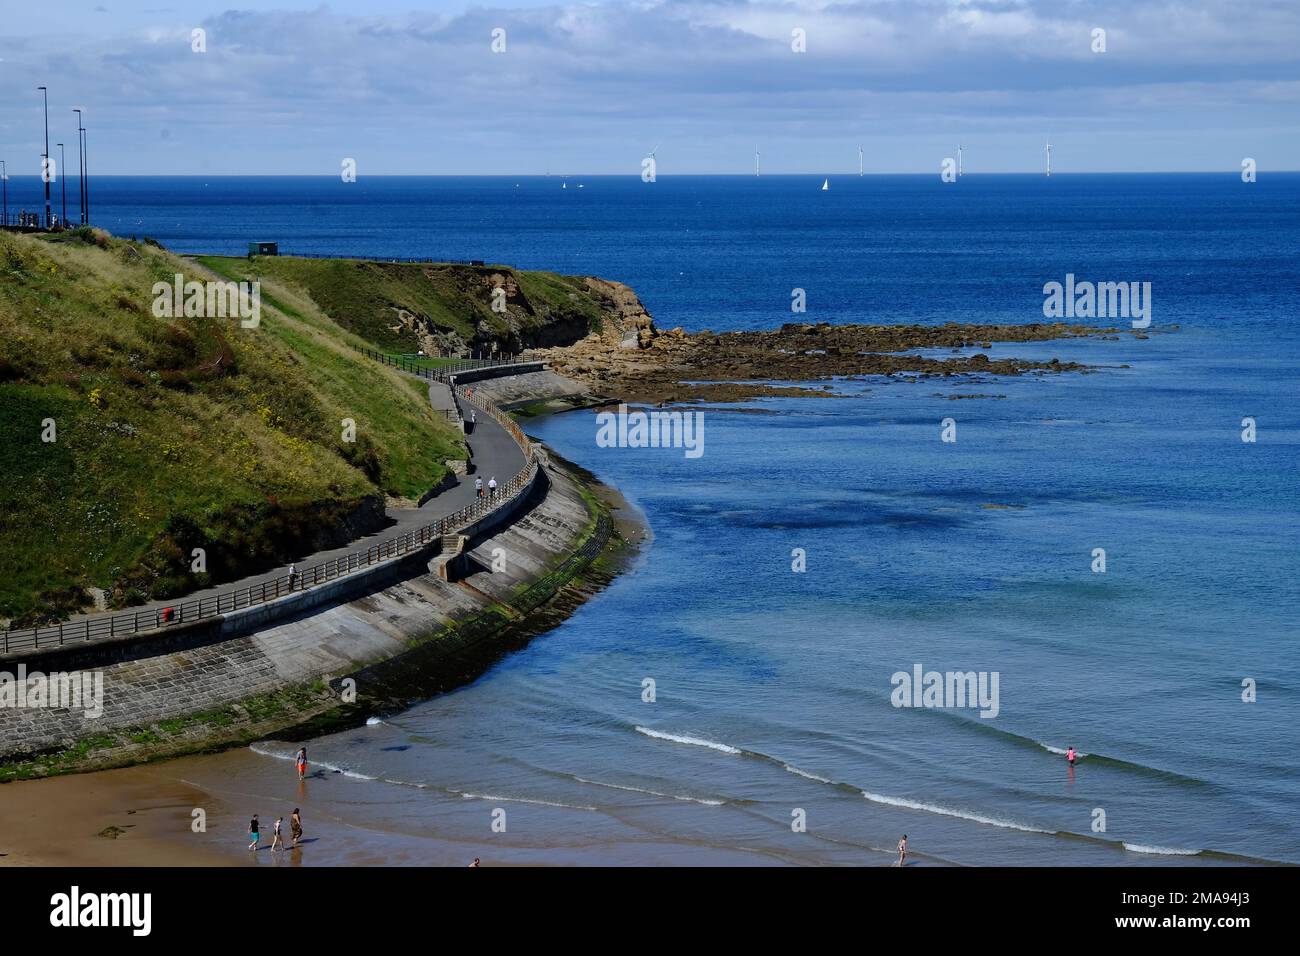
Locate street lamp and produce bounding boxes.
[73,109,85,224]
[1,160,7,227]
[57,144,66,226]
[37,86,51,228]
[82,126,90,225]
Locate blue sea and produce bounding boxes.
[79,174,1300,865]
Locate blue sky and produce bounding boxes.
[1,0,1297,174]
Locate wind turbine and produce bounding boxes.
[958,145,964,177]
[858,144,864,176]
[755,145,760,177]
[1045,140,1052,177]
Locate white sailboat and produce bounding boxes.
[822,178,829,191]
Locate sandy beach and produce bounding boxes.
[0,763,232,866]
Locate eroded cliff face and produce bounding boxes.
[581,277,658,348]
[382,267,631,356]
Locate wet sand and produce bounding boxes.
[0,764,232,866]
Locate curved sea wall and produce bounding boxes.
[0,363,625,779]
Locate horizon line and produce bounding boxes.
[4,170,1295,178]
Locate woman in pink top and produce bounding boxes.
[1066,746,1077,767]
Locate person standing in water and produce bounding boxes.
[290,808,303,847]
[1066,746,1077,767]
[897,834,908,867]
[270,816,284,852]
[248,814,260,851]
[295,747,307,780]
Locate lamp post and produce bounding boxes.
[57,144,66,225]
[73,109,85,224]
[82,126,90,225]
[37,86,51,228]
[1,161,7,227]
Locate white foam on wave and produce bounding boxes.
[635,726,741,754]
[249,742,377,780]
[365,716,386,726]
[861,790,1052,834]
[574,776,726,806]
[249,742,297,762]
[451,790,597,811]
[1122,842,1199,856]
[782,763,834,784]
[1040,744,1087,758]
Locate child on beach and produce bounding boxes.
[271,816,284,852]
[248,815,260,851]
[296,747,307,780]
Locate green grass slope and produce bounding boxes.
[0,230,465,625]
[200,255,605,354]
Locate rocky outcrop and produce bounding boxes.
[528,317,1146,405]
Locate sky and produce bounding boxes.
[1,0,1297,175]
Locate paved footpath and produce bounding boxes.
[30,377,527,633]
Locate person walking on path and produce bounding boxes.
[475,476,483,498]
[296,748,307,780]
[290,808,303,847]
[488,476,498,499]
[288,564,298,590]
[248,814,261,851]
[270,816,284,852]
[897,834,907,867]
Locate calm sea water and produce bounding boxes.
[79,174,1298,865]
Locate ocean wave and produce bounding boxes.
[860,790,1053,834]
[573,775,726,806]
[782,763,835,784]
[1122,842,1201,856]
[249,742,380,781]
[449,790,597,811]
[926,712,1213,789]
[635,726,742,754]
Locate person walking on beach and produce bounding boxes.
[296,747,308,780]
[290,808,303,847]
[488,476,497,499]
[271,816,284,852]
[1066,746,1077,768]
[475,476,483,498]
[897,834,907,867]
[248,814,261,851]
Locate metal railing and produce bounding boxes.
[1,352,541,656]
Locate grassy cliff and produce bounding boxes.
[0,230,466,625]
[196,255,606,356]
